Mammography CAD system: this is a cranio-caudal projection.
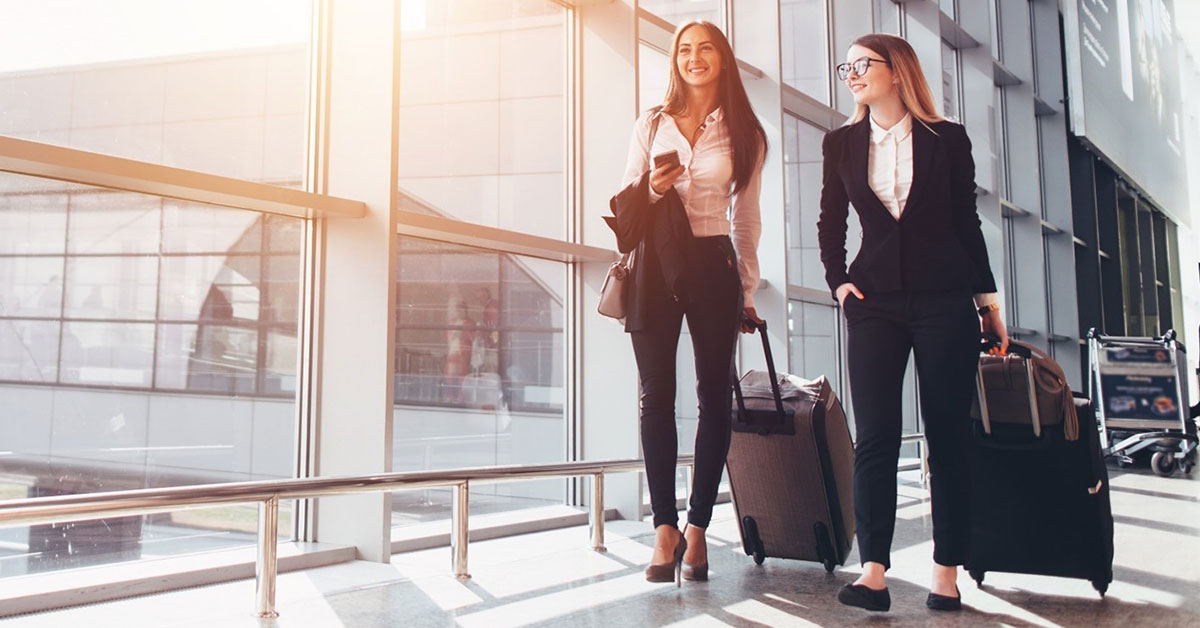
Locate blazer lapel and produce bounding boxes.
[900,119,938,221]
[841,118,893,219]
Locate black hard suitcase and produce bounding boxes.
[966,341,1114,596]
[726,321,855,572]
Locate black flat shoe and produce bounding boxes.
[926,585,962,611]
[837,583,891,612]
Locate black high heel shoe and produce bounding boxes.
[681,524,708,582]
[645,527,687,587]
[837,583,891,612]
[926,585,962,611]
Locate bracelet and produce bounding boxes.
[977,303,1000,316]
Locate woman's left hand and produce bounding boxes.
[740,306,763,334]
[980,309,1009,355]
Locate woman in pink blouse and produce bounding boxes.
[612,20,766,587]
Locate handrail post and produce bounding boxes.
[590,472,606,552]
[255,495,280,618]
[685,462,695,506]
[452,481,470,580]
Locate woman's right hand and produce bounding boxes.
[650,163,686,195]
[836,282,863,308]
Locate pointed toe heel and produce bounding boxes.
[644,529,687,586]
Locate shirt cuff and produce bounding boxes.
[973,293,998,309]
[647,184,664,204]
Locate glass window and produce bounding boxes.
[392,238,566,525]
[640,0,722,26]
[941,41,960,121]
[873,0,900,34]
[784,114,858,290]
[788,300,840,391]
[940,0,956,20]
[640,44,671,112]
[782,0,829,103]
[0,171,303,579]
[0,0,311,185]
[396,0,567,239]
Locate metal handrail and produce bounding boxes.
[0,455,695,619]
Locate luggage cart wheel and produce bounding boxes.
[1151,451,1178,477]
[969,570,985,587]
[1092,580,1108,597]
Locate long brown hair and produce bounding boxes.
[845,33,944,126]
[657,20,766,194]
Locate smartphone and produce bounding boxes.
[653,150,680,171]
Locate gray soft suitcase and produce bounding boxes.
[727,321,855,572]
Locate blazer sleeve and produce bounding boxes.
[817,130,852,297]
[946,123,998,294]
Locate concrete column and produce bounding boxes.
[309,0,397,562]
[577,0,643,521]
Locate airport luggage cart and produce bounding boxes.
[1087,328,1197,477]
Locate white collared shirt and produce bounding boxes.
[866,113,997,309]
[868,113,914,221]
[621,108,764,309]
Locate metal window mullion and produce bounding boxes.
[565,2,582,508]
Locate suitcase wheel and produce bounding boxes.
[742,516,766,565]
[969,569,985,587]
[1092,580,1108,597]
[822,558,835,573]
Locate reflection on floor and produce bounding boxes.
[4,467,1197,627]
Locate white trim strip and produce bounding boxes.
[395,209,617,263]
[0,135,365,220]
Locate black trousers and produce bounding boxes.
[843,290,979,569]
[631,236,742,529]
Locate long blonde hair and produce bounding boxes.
[845,34,944,126]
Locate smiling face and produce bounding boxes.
[675,24,723,90]
[843,44,896,107]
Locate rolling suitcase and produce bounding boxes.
[726,320,855,572]
[966,339,1114,596]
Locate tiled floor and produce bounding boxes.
[3,466,1197,627]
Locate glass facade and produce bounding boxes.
[782,0,829,103]
[396,0,566,239]
[0,0,310,578]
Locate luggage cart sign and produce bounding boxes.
[1099,374,1179,421]
[1098,346,1180,422]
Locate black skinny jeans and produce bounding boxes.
[631,236,743,530]
[843,290,979,569]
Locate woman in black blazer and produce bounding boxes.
[818,34,1009,613]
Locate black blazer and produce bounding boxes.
[817,117,997,299]
[605,172,697,332]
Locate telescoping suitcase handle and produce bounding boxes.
[732,319,789,427]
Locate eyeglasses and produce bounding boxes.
[835,57,891,81]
